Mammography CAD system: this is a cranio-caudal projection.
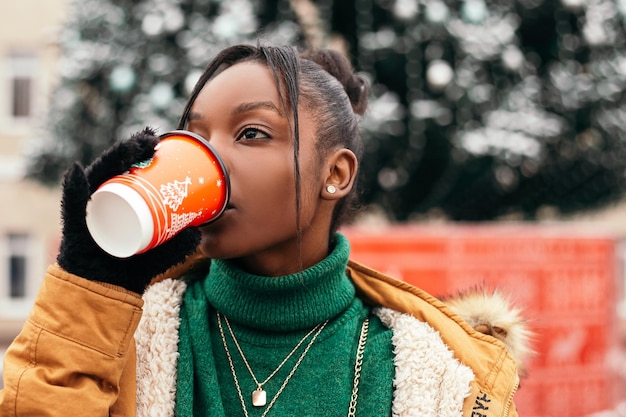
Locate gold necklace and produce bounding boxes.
[347,318,369,417]
[217,312,328,416]
[218,312,370,417]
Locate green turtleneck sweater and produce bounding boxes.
[176,234,395,417]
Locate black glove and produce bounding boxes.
[56,127,201,294]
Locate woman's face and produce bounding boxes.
[187,61,334,276]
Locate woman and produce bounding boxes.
[1,44,528,416]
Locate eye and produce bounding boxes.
[236,127,270,141]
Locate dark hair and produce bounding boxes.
[177,44,369,243]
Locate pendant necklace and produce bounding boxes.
[217,312,370,416]
[217,312,328,416]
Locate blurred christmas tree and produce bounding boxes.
[350,0,626,221]
[27,0,626,221]
[26,0,300,183]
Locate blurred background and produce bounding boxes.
[2,0,626,415]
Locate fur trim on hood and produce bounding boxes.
[441,287,535,379]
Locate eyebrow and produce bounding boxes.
[232,101,284,117]
[187,101,284,123]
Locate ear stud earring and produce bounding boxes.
[326,185,337,194]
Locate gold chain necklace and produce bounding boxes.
[347,318,369,417]
[217,312,328,416]
[217,312,370,417]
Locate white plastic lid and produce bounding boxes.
[86,182,154,258]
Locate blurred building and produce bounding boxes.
[0,0,67,380]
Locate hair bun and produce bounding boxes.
[300,49,369,115]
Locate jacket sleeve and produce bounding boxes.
[0,264,143,417]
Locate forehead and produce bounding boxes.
[191,61,285,113]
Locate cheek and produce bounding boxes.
[239,156,297,218]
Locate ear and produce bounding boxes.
[321,149,358,200]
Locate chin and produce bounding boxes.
[198,230,237,260]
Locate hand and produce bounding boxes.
[56,127,201,294]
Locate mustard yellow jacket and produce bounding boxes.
[0,260,519,417]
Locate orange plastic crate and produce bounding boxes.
[343,224,624,417]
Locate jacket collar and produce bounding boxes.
[347,260,520,417]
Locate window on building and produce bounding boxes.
[5,52,37,121]
[7,234,29,299]
[12,77,32,118]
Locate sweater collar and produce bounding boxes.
[203,233,355,332]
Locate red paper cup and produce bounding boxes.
[86,130,229,258]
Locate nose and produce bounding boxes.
[201,134,231,174]
[182,130,232,187]
[207,141,230,182]
[198,133,233,212]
